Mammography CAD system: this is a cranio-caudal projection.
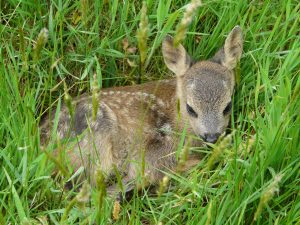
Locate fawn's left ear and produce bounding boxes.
[212,26,243,70]
[162,35,192,77]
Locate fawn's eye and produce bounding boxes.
[223,101,232,115]
[186,104,198,118]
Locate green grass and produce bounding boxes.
[1,0,300,224]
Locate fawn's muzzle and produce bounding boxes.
[202,133,221,143]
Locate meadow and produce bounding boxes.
[0,0,300,224]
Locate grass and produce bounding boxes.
[0,0,300,224]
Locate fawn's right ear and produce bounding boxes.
[162,35,192,77]
[211,26,243,70]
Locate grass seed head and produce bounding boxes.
[174,0,202,47]
[92,73,100,121]
[21,218,30,225]
[112,200,121,221]
[205,201,213,225]
[95,167,106,192]
[76,182,91,204]
[80,0,89,27]
[95,167,107,212]
[254,174,283,221]
[63,81,74,120]
[157,175,170,196]
[137,1,149,66]
[33,28,49,62]
[205,131,234,171]
[61,185,93,225]
[177,137,191,171]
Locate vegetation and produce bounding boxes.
[0,0,299,224]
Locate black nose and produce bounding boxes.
[203,133,221,143]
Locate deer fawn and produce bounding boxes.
[40,26,243,195]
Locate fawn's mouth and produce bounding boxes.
[200,133,221,144]
[186,127,221,144]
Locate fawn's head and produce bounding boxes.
[162,26,243,143]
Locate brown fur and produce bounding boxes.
[40,26,243,193]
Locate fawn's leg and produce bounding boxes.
[106,176,136,201]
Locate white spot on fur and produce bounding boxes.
[58,130,64,139]
[80,138,88,147]
[149,94,156,100]
[157,99,165,106]
[161,123,172,133]
[114,98,121,104]
[119,124,129,132]
[151,104,157,110]
[107,102,120,109]
[120,107,129,114]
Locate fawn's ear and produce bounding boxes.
[212,26,243,70]
[162,35,192,77]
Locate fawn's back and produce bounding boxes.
[41,80,179,186]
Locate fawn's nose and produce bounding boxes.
[202,133,221,143]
